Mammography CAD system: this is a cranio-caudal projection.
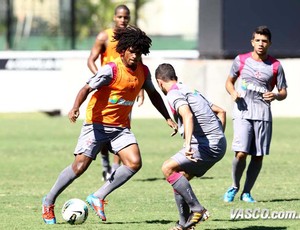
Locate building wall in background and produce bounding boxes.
[0,51,297,118]
[13,0,59,26]
[199,0,300,58]
[138,0,198,38]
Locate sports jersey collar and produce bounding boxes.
[169,82,179,92]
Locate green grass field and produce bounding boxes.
[0,113,299,230]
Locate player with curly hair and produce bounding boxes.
[42,26,178,224]
[87,5,145,181]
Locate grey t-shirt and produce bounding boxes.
[167,82,225,146]
[229,52,288,121]
[87,63,156,92]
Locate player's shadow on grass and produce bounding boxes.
[134,177,165,182]
[260,198,300,203]
[208,219,288,230]
[95,221,287,229]
[145,219,173,224]
[134,176,213,182]
[208,227,287,230]
[103,219,173,225]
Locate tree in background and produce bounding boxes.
[76,0,150,41]
[76,0,115,41]
[133,0,149,26]
[0,0,150,50]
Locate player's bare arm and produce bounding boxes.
[263,87,287,102]
[225,76,240,101]
[211,104,226,131]
[178,104,196,162]
[87,31,109,74]
[68,84,94,123]
[276,88,288,101]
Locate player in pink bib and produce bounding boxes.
[223,26,288,203]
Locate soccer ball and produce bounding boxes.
[61,198,88,224]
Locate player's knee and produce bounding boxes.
[235,151,247,160]
[72,156,91,176]
[125,159,142,171]
[132,161,142,171]
[161,161,173,178]
[72,163,87,176]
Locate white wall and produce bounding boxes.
[0,51,298,118]
[138,0,198,38]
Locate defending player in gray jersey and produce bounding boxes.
[155,63,226,230]
[223,26,288,203]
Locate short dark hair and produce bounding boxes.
[115,5,130,15]
[252,25,272,42]
[155,63,178,81]
[113,26,152,55]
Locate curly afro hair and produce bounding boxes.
[113,26,152,55]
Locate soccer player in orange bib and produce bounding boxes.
[87,5,144,181]
[42,26,177,224]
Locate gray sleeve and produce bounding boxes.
[229,55,240,78]
[87,64,113,89]
[167,90,188,113]
[276,64,288,89]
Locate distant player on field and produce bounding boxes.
[155,63,227,230]
[87,4,145,181]
[42,26,177,224]
[223,26,288,203]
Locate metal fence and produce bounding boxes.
[0,0,77,50]
[0,0,197,51]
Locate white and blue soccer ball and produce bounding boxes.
[61,198,88,224]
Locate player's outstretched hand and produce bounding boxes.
[184,144,197,162]
[136,89,145,107]
[68,109,79,123]
[166,119,178,137]
[185,150,197,162]
[136,95,144,107]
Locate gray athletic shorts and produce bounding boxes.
[74,123,137,160]
[171,137,226,177]
[232,118,272,156]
